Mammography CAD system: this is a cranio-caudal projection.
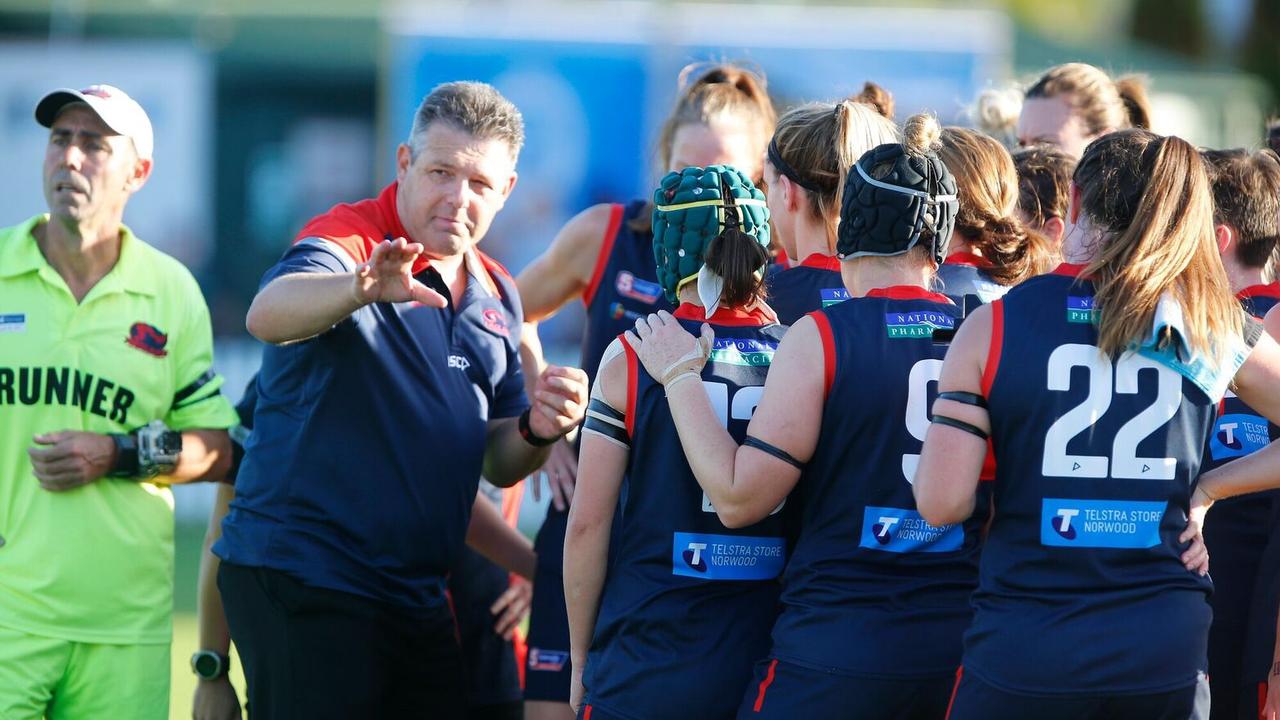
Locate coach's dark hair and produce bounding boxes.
[1202,148,1280,269]
[408,81,525,159]
[1074,129,1240,359]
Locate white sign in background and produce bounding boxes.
[0,41,214,272]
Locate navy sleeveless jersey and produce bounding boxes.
[967,265,1219,694]
[935,252,1007,304]
[534,200,671,576]
[583,305,788,720]
[579,200,672,385]
[768,287,985,678]
[765,253,848,326]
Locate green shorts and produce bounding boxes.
[0,624,169,720]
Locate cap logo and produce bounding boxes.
[81,86,112,99]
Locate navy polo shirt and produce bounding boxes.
[215,186,529,610]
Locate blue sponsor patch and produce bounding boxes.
[1066,295,1097,324]
[1209,413,1270,461]
[527,648,569,672]
[1041,498,1165,548]
[615,271,662,304]
[819,287,850,307]
[859,507,963,553]
[883,311,955,339]
[672,532,785,580]
[0,314,26,334]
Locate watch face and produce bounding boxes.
[193,652,221,679]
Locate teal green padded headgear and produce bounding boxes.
[651,164,770,303]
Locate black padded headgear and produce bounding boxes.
[836,142,958,264]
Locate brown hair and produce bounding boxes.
[704,230,771,307]
[409,81,524,159]
[632,64,776,234]
[1013,145,1076,228]
[657,63,776,179]
[938,127,1057,285]
[853,81,895,120]
[769,99,898,225]
[1266,118,1280,157]
[1202,148,1280,269]
[1025,63,1148,136]
[1074,129,1241,359]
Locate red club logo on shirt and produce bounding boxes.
[125,322,168,357]
[481,308,509,337]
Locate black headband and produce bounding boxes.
[767,138,826,194]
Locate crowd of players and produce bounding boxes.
[8,57,1280,720]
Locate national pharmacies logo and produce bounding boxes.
[883,310,954,339]
[1041,498,1166,548]
[1067,295,1099,324]
[819,287,850,308]
[708,338,777,367]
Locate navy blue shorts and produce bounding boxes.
[740,657,956,720]
[946,669,1209,720]
[525,507,572,702]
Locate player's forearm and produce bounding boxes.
[466,491,536,580]
[196,485,234,653]
[166,429,232,484]
[564,512,610,669]
[246,273,364,344]
[483,417,552,487]
[1197,439,1280,502]
[520,323,548,400]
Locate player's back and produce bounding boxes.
[765,253,847,325]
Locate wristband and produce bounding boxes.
[518,408,557,447]
[107,432,140,477]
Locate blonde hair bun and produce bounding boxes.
[903,113,942,156]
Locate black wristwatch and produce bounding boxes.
[518,408,557,447]
[108,421,181,478]
[191,650,230,680]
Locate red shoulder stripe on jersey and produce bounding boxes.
[808,311,836,399]
[981,300,1004,397]
[1238,283,1280,301]
[620,335,639,439]
[797,253,841,271]
[1050,263,1089,277]
[944,666,964,720]
[672,304,772,326]
[294,183,416,269]
[980,440,996,483]
[752,658,779,712]
[865,286,955,304]
[583,204,625,308]
[945,251,993,269]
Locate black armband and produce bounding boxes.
[583,399,630,448]
[108,432,140,477]
[743,435,806,471]
[936,391,988,409]
[931,414,989,440]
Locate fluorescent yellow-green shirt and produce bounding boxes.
[0,215,237,644]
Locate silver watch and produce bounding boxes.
[136,420,181,477]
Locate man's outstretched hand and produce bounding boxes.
[352,238,448,308]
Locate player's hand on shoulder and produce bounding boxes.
[625,310,714,386]
[530,365,589,440]
[27,430,116,491]
[352,237,447,308]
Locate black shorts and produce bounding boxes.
[219,562,465,720]
[525,507,572,702]
[946,669,1209,720]
[742,657,956,720]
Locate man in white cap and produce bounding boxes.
[0,85,238,719]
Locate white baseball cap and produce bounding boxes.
[35,84,154,161]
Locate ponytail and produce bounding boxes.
[853,81,895,120]
[1076,130,1241,359]
[705,228,771,307]
[939,127,1058,285]
[1114,74,1152,130]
